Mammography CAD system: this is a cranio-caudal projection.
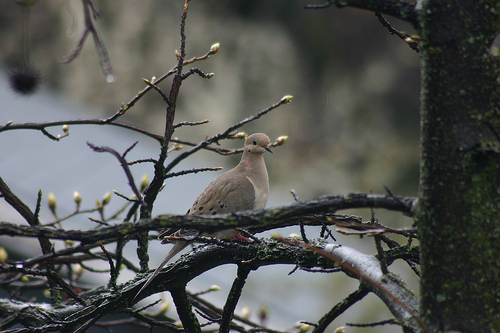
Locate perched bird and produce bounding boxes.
[135,133,272,299]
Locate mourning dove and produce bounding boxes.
[135,133,272,298]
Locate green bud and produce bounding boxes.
[209,43,220,54]
[48,192,57,214]
[270,232,281,240]
[275,136,288,145]
[299,324,311,332]
[158,301,171,316]
[231,132,247,139]
[73,191,82,205]
[102,192,112,206]
[140,174,149,192]
[258,305,268,323]
[241,306,251,319]
[0,247,7,264]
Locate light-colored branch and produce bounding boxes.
[0,239,417,331]
[321,244,421,331]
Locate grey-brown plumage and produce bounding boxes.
[135,133,272,299]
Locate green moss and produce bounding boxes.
[418,0,500,330]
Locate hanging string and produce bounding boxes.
[9,0,42,96]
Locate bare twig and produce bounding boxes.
[291,189,309,243]
[142,78,172,107]
[304,0,418,26]
[164,166,223,180]
[0,177,60,302]
[164,95,293,175]
[98,242,117,290]
[181,67,214,80]
[174,120,210,128]
[61,0,115,82]
[313,287,369,333]
[375,12,419,52]
[0,119,163,143]
[87,142,147,210]
[141,0,191,219]
[374,235,389,274]
[347,318,402,328]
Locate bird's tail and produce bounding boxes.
[133,241,188,301]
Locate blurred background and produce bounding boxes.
[0,0,420,332]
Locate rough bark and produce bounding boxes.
[416,1,500,332]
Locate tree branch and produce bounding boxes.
[0,237,417,331]
[0,193,415,241]
[171,286,202,333]
[305,0,418,27]
[219,265,251,333]
[0,176,35,224]
[0,118,163,143]
[292,241,423,332]
[61,0,115,82]
[163,95,293,175]
[0,178,60,303]
[313,286,369,333]
[86,142,147,210]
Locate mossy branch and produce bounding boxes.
[0,193,414,241]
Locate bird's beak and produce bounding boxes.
[265,146,273,154]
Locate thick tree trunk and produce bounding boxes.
[417,1,500,332]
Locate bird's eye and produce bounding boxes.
[252,140,258,145]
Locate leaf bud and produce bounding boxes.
[140,174,149,192]
[231,132,247,139]
[73,191,82,205]
[241,306,251,319]
[0,247,7,264]
[209,285,221,291]
[275,136,288,146]
[102,192,112,206]
[209,43,220,55]
[48,192,57,214]
[158,301,171,316]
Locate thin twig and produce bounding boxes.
[98,242,117,290]
[375,12,419,52]
[313,287,369,333]
[173,119,210,128]
[87,142,147,210]
[181,67,214,80]
[142,78,172,107]
[290,189,309,243]
[164,95,293,175]
[61,0,115,81]
[0,119,163,143]
[164,166,223,180]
